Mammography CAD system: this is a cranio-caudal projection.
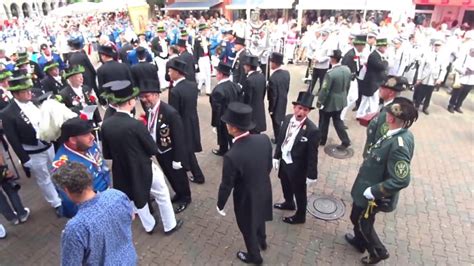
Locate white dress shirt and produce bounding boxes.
[281,116,305,164]
[147,100,161,142]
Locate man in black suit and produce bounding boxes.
[1,69,62,216]
[0,70,12,110]
[97,44,133,100]
[59,65,101,125]
[168,59,205,184]
[138,79,191,213]
[242,55,266,134]
[67,37,98,102]
[131,47,159,87]
[273,91,321,224]
[357,38,389,118]
[267,52,290,142]
[101,80,182,234]
[40,61,65,95]
[217,102,273,265]
[210,62,241,156]
[232,37,250,86]
[176,39,196,82]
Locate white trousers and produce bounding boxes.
[134,163,176,232]
[211,55,219,76]
[29,146,62,208]
[197,56,212,94]
[155,57,169,89]
[341,80,359,121]
[356,90,380,118]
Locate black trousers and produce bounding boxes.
[349,203,388,258]
[188,152,204,182]
[0,181,27,221]
[310,68,328,93]
[318,110,351,146]
[271,114,283,140]
[241,221,266,260]
[279,161,306,220]
[355,79,363,109]
[305,59,312,78]
[217,124,233,153]
[156,152,191,203]
[449,84,473,109]
[413,84,435,110]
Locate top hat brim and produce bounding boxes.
[292,101,315,110]
[169,65,187,75]
[221,113,256,131]
[108,86,140,104]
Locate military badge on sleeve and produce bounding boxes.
[394,161,409,178]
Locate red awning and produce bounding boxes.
[415,0,474,6]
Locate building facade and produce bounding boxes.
[0,0,73,19]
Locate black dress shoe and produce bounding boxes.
[212,149,226,156]
[55,206,63,218]
[171,194,181,203]
[273,202,296,210]
[189,176,205,184]
[175,202,189,213]
[165,219,183,235]
[344,233,365,253]
[236,251,263,264]
[361,253,389,264]
[146,223,157,235]
[282,216,305,224]
[455,108,463,114]
[336,144,350,151]
[448,106,455,113]
[422,109,429,115]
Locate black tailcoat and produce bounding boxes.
[232,49,250,86]
[59,85,102,124]
[40,74,65,95]
[131,61,159,88]
[217,134,273,235]
[177,51,196,82]
[169,79,202,153]
[267,69,290,133]
[101,112,158,208]
[243,71,266,133]
[362,50,388,96]
[97,60,134,91]
[210,80,241,146]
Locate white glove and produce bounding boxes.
[272,159,280,171]
[172,161,183,170]
[306,178,317,185]
[23,160,32,168]
[363,187,375,200]
[216,206,226,216]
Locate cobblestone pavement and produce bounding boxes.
[0,64,472,265]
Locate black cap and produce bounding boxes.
[292,91,315,109]
[221,102,256,130]
[60,117,95,140]
[381,76,408,92]
[177,39,187,48]
[98,44,117,57]
[216,61,232,76]
[234,37,246,46]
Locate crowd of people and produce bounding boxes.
[0,8,472,264]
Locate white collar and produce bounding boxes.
[14,98,31,107]
[116,109,133,117]
[383,98,394,106]
[247,70,255,77]
[174,77,185,85]
[217,77,230,85]
[232,131,250,143]
[387,128,402,136]
[150,100,161,114]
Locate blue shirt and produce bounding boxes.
[60,189,137,266]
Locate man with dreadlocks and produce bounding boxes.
[345,96,418,264]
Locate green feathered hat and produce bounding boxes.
[105,80,140,104]
[353,35,367,45]
[376,38,388,46]
[15,52,30,67]
[43,60,59,73]
[7,69,33,91]
[63,64,85,80]
[0,69,12,81]
[198,23,209,31]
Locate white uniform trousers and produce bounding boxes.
[356,90,379,118]
[29,146,62,208]
[197,56,212,94]
[341,80,359,121]
[134,163,177,233]
[155,57,169,89]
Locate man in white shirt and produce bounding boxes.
[448,47,474,113]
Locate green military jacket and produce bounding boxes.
[362,108,389,158]
[317,64,351,112]
[351,128,414,211]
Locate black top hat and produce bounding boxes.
[60,117,95,140]
[243,55,259,67]
[136,46,146,58]
[381,75,408,92]
[329,49,342,60]
[98,44,117,58]
[139,79,161,93]
[168,59,187,75]
[216,61,232,76]
[177,39,187,48]
[221,102,256,131]
[292,91,315,109]
[7,68,32,92]
[234,37,246,46]
[269,52,284,65]
[107,80,140,104]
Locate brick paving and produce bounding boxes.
[0,64,473,265]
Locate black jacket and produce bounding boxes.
[131,61,159,88]
[217,134,273,235]
[243,71,266,133]
[119,43,133,65]
[177,51,196,82]
[59,84,102,124]
[193,36,211,60]
[267,69,290,123]
[68,50,98,91]
[150,37,169,59]
[274,115,321,181]
[210,80,241,146]
[232,49,250,86]
[97,60,134,92]
[169,79,202,153]
[341,48,362,79]
[101,112,158,208]
[40,74,65,95]
[362,50,388,96]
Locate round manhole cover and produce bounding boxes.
[307,195,345,220]
[324,144,354,159]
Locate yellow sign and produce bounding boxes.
[128,3,149,34]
